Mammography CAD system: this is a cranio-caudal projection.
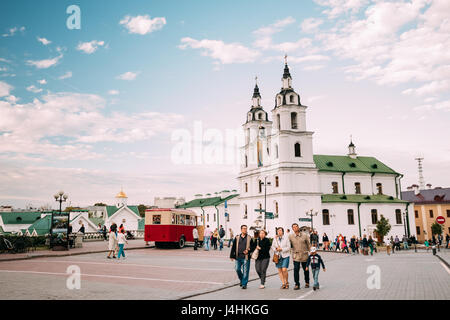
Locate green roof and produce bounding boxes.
[177,194,239,209]
[313,155,399,175]
[25,214,52,236]
[106,205,140,218]
[321,194,408,204]
[138,219,145,230]
[89,217,105,226]
[0,211,49,225]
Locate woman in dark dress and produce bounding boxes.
[254,230,271,289]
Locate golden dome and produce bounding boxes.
[115,190,127,198]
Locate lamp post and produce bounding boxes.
[305,209,318,232]
[53,191,68,249]
[260,177,271,230]
[402,211,407,239]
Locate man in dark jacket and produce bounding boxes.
[219,225,226,251]
[230,225,256,289]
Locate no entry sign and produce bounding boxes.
[436,216,445,224]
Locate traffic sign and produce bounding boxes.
[299,218,312,222]
[254,209,265,212]
[436,216,446,225]
[265,212,274,219]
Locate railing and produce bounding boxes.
[82,230,145,242]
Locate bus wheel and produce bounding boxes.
[177,236,185,249]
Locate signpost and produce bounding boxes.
[265,212,274,219]
[436,216,445,225]
[299,218,312,222]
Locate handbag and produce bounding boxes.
[272,237,280,263]
[251,239,259,260]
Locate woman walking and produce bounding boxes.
[212,228,219,250]
[350,236,357,255]
[254,230,271,289]
[272,227,291,289]
[107,224,118,259]
[117,230,128,259]
[322,233,329,251]
[368,235,375,255]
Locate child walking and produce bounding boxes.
[305,247,326,291]
[117,230,128,259]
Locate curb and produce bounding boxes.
[0,245,154,262]
[435,254,450,269]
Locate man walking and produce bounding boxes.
[289,224,311,290]
[230,225,255,289]
[193,227,199,250]
[219,225,225,251]
[204,225,212,251]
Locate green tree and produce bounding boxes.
[375,215,391,244]
[138,204,148,217]
[431,222,443,235]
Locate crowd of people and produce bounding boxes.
[106,222,129,259]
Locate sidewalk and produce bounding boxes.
[0,239,151,262]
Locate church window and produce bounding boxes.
[371,209,378,224]
[291,112,298,129]
[290,95,294,103]
[258,113,263,120]
[376,183,383,195]
[429,210,433,218]
[294,142,301,157]
[275,144,279,159]
[259,203,263,210]
[277,96,281,105]
[332,182,338,194]
[322,209,330,225]
[245,155,248,167]
[258,180,262,193]
[275,176,279,187]
[243,205,247,219]
[245,183,248,192]
[347,209,354,225]
[395,209,402,224]
[275,201,279,215]
[355,182,361,194]
[277,114,281,130]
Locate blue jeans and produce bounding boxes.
[219,238,224,250]
[403,241,408,250]
[235,258,250,287]
[312,268,320,287]
[117,244,125,258]
[204,236,210,250]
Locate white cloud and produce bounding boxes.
[314,0,369,19]
[0,81,13,97]
[301,18,324,33]
[116,71,139,80]
[76,40,105,54]
[38,79,47,85]
[108,90,119,95]
[37,37,51,45]
[303,65,325,71]
[0,58,11,63]
[58,71,72,80]
[120,15,166,35]
[26,85,43,93]
[179,37,260,64]
[27,54,63,69]
[2,26,25,37]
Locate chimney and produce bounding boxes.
[412,184,420,195]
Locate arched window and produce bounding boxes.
[275,176,279,187]
[258,113,263,120]
[275,144,279,159]
[243,204,248,219]
[290,95,294,103]
[294,142,301,157]
[277,114,281,130]
[371,209,378,224]
[245,182,248,192]
[275,201,279,215]
[291,112,298,129]
[355,182,361,194]
[277,96,281,105]
[244,155,248,167]
[332,182,338,194]
[395,209,402,224]
[259,203,262,211]
[258,180,262,193]
[322,209,330,225]
[376,183,383,195]
[347,209,354,225]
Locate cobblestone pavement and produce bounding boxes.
[187,250,450,300]
[0,246,448,300]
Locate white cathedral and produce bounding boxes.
[180,60,415,241]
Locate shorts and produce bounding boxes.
[276,256,290,269]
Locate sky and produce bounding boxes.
[0,0,449,209]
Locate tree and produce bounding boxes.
[138,204,148,217]
[431,222,443,236]
[375,215,391,244]
[94,203,107,206]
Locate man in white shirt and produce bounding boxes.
[193,228,199,250]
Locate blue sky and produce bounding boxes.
[0,0,449,208]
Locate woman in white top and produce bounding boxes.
[107,225,118,259]
[271,227,291,289]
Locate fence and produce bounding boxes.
[82,230,145,242]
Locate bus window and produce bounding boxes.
[152,215,161,225]
[186,215,190,225]
[171,213,176,224]
[179,215,185,225]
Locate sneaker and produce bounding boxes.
[305,283,310,288]
[259,285,265,289]
[294,285,300,290]
[242,285,247,289]
[313,286,317,291]
[112,256,116,259]
[107,256,111,259]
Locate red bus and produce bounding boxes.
[144,208,204,248]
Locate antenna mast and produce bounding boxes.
[415,157,425,190]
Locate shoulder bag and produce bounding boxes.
[251,239,260,260]
[272,237,280,264]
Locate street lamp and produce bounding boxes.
[402,211,407,239]
[53,191,69,249]
[305,209,318,232]
[260,177,271,230]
